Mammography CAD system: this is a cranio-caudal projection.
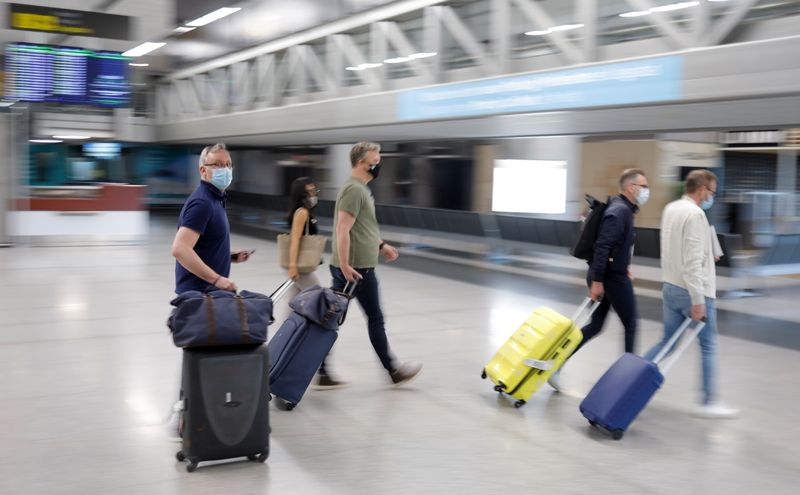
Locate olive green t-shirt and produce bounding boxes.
[330,177,381,269]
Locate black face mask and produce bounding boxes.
[368,164,381,179]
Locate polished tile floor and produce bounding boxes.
[0,218,798,495]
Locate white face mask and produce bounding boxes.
[636,187,650,206]
[306,196,318,208]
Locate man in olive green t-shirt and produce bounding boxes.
[314,142,423,389]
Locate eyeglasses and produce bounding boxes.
[705,185,717,195]
[305,188,320,194]
[203,162,233,169]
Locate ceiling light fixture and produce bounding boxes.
[525,24,584,36]
[129,63,149,67]
[186,7,242,27]
[652,1,699,13]
[52,135,91,140]
[619,1,699,18]
[30,139,63,144]
[122,42,166,57]
[384,56,412,64]
[549,23,585,32]
[408,52,437,59]
[173,26,196,34]
[346,61,384,71]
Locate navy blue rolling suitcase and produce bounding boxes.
[268,283,355,410]
[580,318,705,439]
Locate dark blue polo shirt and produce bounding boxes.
[174,181,231,294]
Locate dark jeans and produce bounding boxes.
[576,272,638,355]
[320,265,396,374]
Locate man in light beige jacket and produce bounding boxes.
[643,169,738,419]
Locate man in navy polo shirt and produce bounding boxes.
[171,142,252,294]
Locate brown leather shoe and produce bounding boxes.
[311,373,349,390]
[389,362,423,386]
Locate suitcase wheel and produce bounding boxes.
[186,460,199,473]
[611,429,624,441]
[481,370,487,380]
[175,451,185,462]
[588,420,597,428]
[513,400,526,408]
[493,381,506,393]
[274,397,296,411]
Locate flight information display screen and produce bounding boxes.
[53,46,90,104]
[4,43,53,102]
[88,51,131,107]
[3,43,130,107]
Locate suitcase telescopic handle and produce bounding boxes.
[269,278,295,303]
[571,297,601,328]
[339,280,358,299]
[335,281,358,326]
[653,317,707,375]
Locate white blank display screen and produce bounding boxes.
[492,160,567,214]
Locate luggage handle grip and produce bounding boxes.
[523,358,554,371]
[654,317,706,375]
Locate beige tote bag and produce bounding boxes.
[277,219,326,273]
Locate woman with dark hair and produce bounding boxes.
[285,176,320,281]
[271,177,325,331]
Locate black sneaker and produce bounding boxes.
[389,362,423,386]
[311,373,349,390]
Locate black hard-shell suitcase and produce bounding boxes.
[174,280,294,472]
[176,345,270,472]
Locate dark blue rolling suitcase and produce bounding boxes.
[580,318,705,439]
[268,283,355,410]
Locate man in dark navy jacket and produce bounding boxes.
[549,168,649,392]
[171,142,252,294]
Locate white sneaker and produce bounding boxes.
[547,369,563,392]
[692,401,739,419]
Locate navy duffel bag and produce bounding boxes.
[168,289,274,348]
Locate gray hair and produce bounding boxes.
[350,141,381,167]
[619,168,645,190]
[199,142,228,167]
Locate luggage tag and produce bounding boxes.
[523,358,554,371]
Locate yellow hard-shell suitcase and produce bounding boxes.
[482,299,598,408]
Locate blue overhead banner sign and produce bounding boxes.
[396,55,683,121]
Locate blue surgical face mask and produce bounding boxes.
[636,187,650,206]
[701,196,714,210]
[209,167,232,190]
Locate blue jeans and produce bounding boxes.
[322,265,396,373]
[643,283,718,405]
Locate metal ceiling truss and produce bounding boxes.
[156,0,768,124]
